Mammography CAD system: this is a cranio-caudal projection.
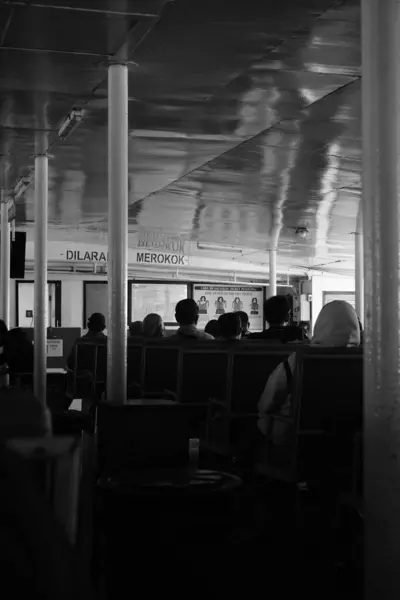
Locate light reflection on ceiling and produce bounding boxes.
[0,0,362,275]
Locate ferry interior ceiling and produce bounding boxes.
[0,0,360,279]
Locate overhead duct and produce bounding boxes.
[24,259,302,284]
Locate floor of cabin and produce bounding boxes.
[95,475,362,599]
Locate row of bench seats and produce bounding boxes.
[68,339,296,412]
[68,340,363,484]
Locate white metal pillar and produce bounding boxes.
[355,207,364,322]
[362,0,400,597]
[107,63,128,403]
[34,154,48,406]
[0,192,10,325]
[269,250,277,297]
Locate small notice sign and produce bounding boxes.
[47,339,63,358]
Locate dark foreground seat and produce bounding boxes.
[179,345,230,404]
[230,345,294,413]
[264,347,363,486]
[94,400,241,600]
[96,399,208,473]
[142,342,180,395]
[0,441,93,600]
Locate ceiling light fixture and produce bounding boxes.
[13,175,30,199]
[197,242,243,254]
[58,109,84,140]
[295,226,309,239]
[339,187,362,195]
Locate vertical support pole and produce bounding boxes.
[269,250,277,297]
[107,63,128,404]
[0,192,10,325]
[34,154,48,406]
[362,0,400,597]
[355,207,364,322]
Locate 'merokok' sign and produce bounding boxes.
[65,249,187,265]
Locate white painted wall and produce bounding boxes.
[17,282,35,327]
[311,274,355,331]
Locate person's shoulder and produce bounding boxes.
[199,332,214,340]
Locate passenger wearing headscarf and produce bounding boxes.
[142,313,164,338]
[258,301,360,439]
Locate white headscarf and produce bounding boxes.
[143,313,164,338]
[312,300,360,347]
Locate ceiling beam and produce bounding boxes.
[1,1,169,18]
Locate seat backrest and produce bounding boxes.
[231,345,294,413]
[179,347,231,404]
[296,348,363,434]
[72,341,106,401]
[142,343,180,393]
[6,436,81,545]
[96,401,207,472]
[127,343,142,386]
[292,347,363,482]
[74,341,97,373]
[95,343,107,383]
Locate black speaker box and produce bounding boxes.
[10,232,26,279]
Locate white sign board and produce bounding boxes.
[193,285,264,332]
[62,249,188,266]
[47,339,63,358]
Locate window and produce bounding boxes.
[84,282,108,327]
[323,292,356,310]
[130,283,188,327]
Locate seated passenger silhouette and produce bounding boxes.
[129,321,143,338]
[249,295,305,342]
[67,313,106,371]
[204,319,220,338]
[170,299,214,340]
[258,301,360,444]
[218,312,242,342]
[143,313,164,338]
[236,311,251,338]
[82,313,107,340]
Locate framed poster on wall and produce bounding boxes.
[193,285,264,332]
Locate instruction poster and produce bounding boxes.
[47,339,63,358]
[193,285,264,332]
